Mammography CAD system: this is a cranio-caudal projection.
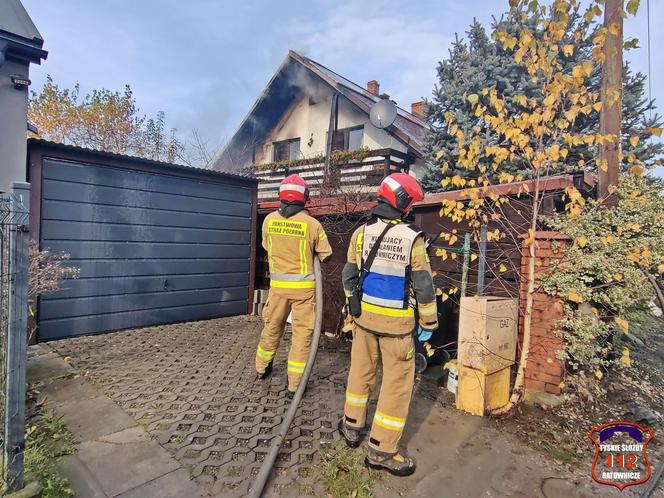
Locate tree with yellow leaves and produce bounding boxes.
[422,1,662,192]
[430,0,661,413]
[29,75,183,162]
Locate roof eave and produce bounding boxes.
[28,138,258,183]
[215,50,428,168]
[290,52,424,158]
[414,173,595,207]
[0,31,47,64]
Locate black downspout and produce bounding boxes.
[324,93,339,181]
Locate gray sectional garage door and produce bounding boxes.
[35,150,256,341]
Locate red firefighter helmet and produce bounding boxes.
[377,173,424,213]
[279,174,309,204]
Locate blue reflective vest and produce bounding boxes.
[358,218,422,316]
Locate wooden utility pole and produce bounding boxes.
[598,0,623,207]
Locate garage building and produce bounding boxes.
[28,139,257,341]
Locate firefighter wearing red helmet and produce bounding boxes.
[255,174,332,397]
[338,172,437,476]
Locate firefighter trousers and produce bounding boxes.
[255,288,315,392]
[343,325,415,455]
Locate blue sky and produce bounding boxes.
[22,0,663,172]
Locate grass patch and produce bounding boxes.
[24,409,76,498]
[539,440,579,465]
[316,443,381,498]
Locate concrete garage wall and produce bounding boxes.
[28,140,257,341]
[0,58,30,192]
[0,0,47,191]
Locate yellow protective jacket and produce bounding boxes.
[342,217,438,337]
[262,209,332,293]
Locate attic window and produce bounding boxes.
[273,138,301,161]
[332,126,364,152]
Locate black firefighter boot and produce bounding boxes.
[255,361,273,381]
[337,419,363,448]
[365,449,416,477]
[286,382,307,399]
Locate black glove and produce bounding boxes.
[347,293,361,317]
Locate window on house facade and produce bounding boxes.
[331,126,364,151]
[273,138,301,161]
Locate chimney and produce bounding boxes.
[367,80,380,96]
[411,101,426,118]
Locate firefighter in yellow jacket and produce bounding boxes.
[255,174,332,398]
[338,173,437,476]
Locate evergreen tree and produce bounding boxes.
[422,8,663,192]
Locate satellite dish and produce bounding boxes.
[369,99,397,129]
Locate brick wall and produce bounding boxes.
[519,231,570,395]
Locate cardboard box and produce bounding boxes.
[456,365,511,416]
[458,296,518,374]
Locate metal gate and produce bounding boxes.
[29,140,257,341]
[1,183,30,492]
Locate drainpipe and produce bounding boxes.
[323,93,339,180]
[0,40,8,68]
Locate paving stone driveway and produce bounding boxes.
[52,316,350,497]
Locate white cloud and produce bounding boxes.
[288,0,455,108]
[21,0,661,173]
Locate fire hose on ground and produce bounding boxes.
[248,257,324,498]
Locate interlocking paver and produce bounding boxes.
[51,316,350,497]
